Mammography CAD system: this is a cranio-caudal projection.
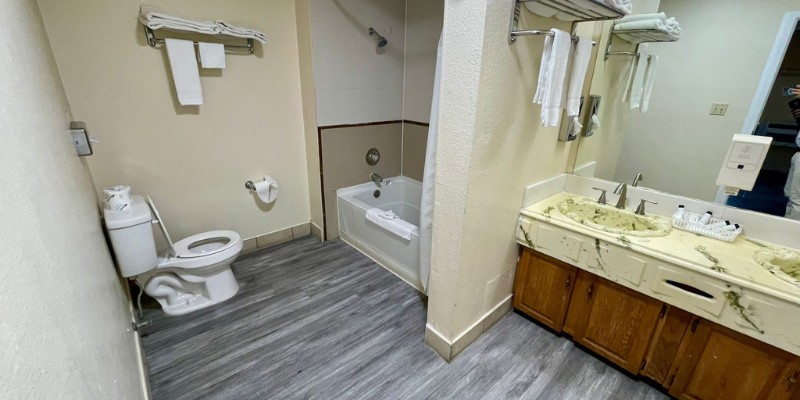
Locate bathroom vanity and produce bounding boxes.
[513,176,800,399]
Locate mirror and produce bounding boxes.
[573,0,800,222]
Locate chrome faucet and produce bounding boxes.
[370,172,383,188]
[592,187,607,205]
[614,183,627,209]
[632,173,644,187]
[635,199,658,216]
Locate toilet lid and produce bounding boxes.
[172,230,241,258]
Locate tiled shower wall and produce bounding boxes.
[321,121,428,239]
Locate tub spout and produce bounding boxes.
[370,172,383,188]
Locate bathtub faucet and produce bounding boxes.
[370,172,383,188]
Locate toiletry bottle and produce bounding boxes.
[708,220,730,229]
[674,205,685,219]
[699,211,713,225]
[721,223,740,232]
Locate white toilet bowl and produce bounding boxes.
[104,195,243,316]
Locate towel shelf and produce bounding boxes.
[143,26,255,55]
[508,1,603,45]
[604,23,678,60]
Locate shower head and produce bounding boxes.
[368,27,388,48]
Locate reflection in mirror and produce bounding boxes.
[573,0,800,222]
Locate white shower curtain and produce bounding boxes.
[419,34,442,293]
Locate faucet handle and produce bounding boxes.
[592,187,607,205]
[635,199,657,216]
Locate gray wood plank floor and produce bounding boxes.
[140,237,667,400]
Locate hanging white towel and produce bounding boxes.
[640,54,659,112]
[566,37,593,117]
[627,51,649,109]
[165,39,203,106]
[533,29,571,127]
[139,5,219,34]
[199,42,226,69]
[366,208,418,240]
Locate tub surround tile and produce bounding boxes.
[401,122,428,182]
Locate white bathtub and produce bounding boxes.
[337,176,423,292]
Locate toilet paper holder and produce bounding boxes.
[245,180,257,190]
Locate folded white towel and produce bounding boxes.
[601,0,632,14]
[199,42,226,69]
[614,13,681,42]
[216,20,269,44]
[553,0,631,21]
[627,51,649,109]
[616,12,666,24]
[140,5,219,35]
[533,29,571,127]
[366,208,418,240]
[524,2,559,17]
[640,54,658,112]
[566,37,593,117]
[165,39,203,106]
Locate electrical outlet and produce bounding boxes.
[710,103,729,116]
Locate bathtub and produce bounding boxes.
[337,176,423,292]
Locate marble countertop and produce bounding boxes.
[521,192,800,305]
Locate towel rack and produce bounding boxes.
[603,22,678,60]
[143,26,255,54]
[508,0,614,45]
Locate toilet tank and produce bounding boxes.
[103,196,158,277]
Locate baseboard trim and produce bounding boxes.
[425,294,513,362]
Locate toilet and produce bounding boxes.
[104,195,242,316]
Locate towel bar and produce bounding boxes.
[143,26,255,55]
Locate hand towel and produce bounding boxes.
[140,5,219,34]
[165,39,203,106]
[533,29,571,127]
[640,54,659,112]
[366,208,418,240]
[627,51,649,109]
[216,20,269,44]
[566,37,593,117]
[199,42,226,69]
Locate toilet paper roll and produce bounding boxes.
[253,176,278,204]
[104,185,132,211]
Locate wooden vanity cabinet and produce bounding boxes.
[668,320,800,400]
[512,248,577,332]
[562,269,664,374]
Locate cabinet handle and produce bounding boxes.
[565,276,572,289]
[789,372,798,385]
[587,283,594,299]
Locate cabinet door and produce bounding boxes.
[564,270,663,374]
[513,248,577,332]
[669,320,800,400]
[641,306,694,387]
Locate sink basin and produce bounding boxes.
[556,198,671,237]
[754,247,800,287]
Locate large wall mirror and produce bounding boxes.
[573,0,800,223]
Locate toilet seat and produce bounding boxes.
[173,230,241,258]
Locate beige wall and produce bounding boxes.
[577,0,800,201]
[427,2,590,351]
[321,123,402,239]
[310,0,406,125]
[1,0,143,397]
[403,0,445,123]
[295,0,324,236]
[37,0,312,243]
